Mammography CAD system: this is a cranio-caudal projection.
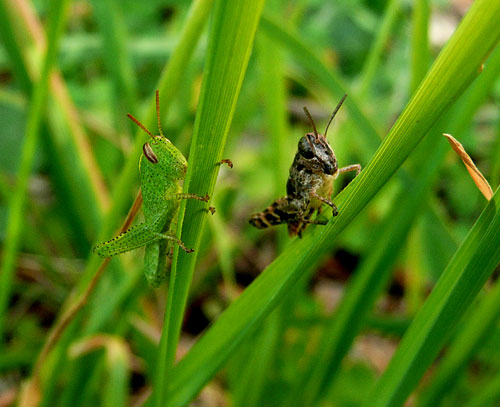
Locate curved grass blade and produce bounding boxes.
[419,276,500,406]
[296,41,500,406]
[365,184,500,407]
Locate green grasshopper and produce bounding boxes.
[93,91,210,287]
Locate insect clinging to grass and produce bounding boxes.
[93,91,212,287]
[249,94,361,237]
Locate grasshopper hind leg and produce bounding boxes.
[249,197,290,229]
[144,239,173,288]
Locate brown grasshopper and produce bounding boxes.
[249,94,361,237]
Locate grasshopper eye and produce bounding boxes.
[298,135,315,159]
[143,143,158,164]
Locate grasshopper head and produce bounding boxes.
[298,133,338,175]
[128,91,188,180]
[142,136,187,179]
[301,94,347,176]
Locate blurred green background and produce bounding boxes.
[1,0,500,406]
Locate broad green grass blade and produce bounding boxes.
[419,276,500,406]
[163,1,500,404]
[152,2,265,406]
[365,184,500,407]
[0,0,71,343]
[296,42,500,406]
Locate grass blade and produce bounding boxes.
[296,40,500,406]
[357,0,401,96]
[142,0,215,131]
[410,0,430,93]
[260,13,383,155]
[0,0,71,344]
[153,1,265,406]
[0,1,31,93]
[419,276,500,406]
[365,184,500,407]
[90,0,138,133]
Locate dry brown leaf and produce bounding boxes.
[443,133,493,200]
[18,379,40,407]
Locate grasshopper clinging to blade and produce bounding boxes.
[93,91,211,287]
[249,94,361,237]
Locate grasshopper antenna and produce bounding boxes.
[156,90,165,137]
[303,106,319,140]
[127,113,154,139]
[324,93,347,137]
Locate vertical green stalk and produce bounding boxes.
[0,0,31,94]
[153,2,265,406]
[357,0,401,96]
[90,0,137,134]
[258,29,290,247]
[410,0,430,93]
[0,0,71,343]
[142,0,215,131]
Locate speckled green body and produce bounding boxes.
[94,135,188,287]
